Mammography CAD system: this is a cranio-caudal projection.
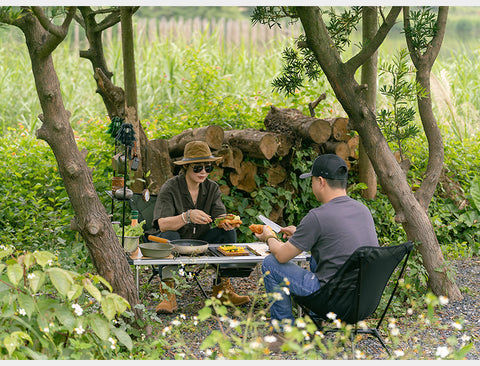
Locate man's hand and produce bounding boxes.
[280,225,296,239]
[254,225,277,242]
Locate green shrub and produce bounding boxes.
[0,246,132,359]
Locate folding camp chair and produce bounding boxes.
[292,241,414,356]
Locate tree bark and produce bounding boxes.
[359,6,378,200]
[224,129,278,160]
[296,6,461,300]
[216,145,243,171]
[325,117,350,142]
[11,8,143,318]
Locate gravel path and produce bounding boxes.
[138,257,480,360]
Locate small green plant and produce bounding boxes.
[112,221,145,237]
[378,48,425,161]
[0,245,132,359]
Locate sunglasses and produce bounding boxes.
[191,163,213,173]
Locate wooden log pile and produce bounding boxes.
[146,105,359,224]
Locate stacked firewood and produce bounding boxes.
[146,105,359,201]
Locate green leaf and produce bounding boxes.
[469,176,480,212]
[83,278,102,302]
[33,251,56,268]
[18,292,35,318]
[55,307,76,330]
[67,283,83,301]
[110,325,133,351]
[7,263,23,287]
[88,314,110,341]
[197,306,212,321]
[101,296,116,321]
[29,270,46,293]
[46,267,74,297]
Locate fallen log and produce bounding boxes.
[272,133,294,157]
[261,163,287,186]
[325,117,350,142]
[216,146,243,171]
[146,139,173,194]
[168,125,224,157]
[323,141,350,164]
[347,134,359,159]
[229,161,257,192]
[224,129,278,160]
[264,105,332,144]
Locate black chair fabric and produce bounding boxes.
[293,241,414,325]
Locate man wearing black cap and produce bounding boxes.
[254,154,378,334]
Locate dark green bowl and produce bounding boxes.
[139,242,174,258]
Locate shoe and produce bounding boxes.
[265,333,287,353]
[212,277,250,306]
[155,279,177,314]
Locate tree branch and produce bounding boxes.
[32,6,76,57]
[345,6,401,73]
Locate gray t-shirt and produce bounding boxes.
[289,195,378,285]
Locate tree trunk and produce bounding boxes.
[13,8,143,318]
[216,145,243,171]
[325,117,350,142]
[168,125,224,157]
[121,7,145,194]
[296,6,462,300]
[359,6,378,200]
[145,139,173,195]
[224,129,278,160]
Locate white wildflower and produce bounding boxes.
[355,350,365,359]
[42,327,49,333]
[72,303,83,316]
[108,337,116,350]
[357,320,368,330]
[171,319,181,326]
[205,349,213,356]
[193,316,198,326]
[438,296,449,305]
[249,341,262,349]
[177,353,186,358]
[27,273,36,279]
[18,308,26,316]
[295,319,306,328]
[326,312,337,320]
[394,350,405,357]
[229,319,240,328]
[272,292,283,301]
[162,326,171,336]
[407,308,413,315]
[390,327,400,336]
[436,346,450,358]
[47,259,54,266]
[263,335,277,343]
[216,290,224,299]
[282,287,290,295]
[180,313,186,320]
[314,330,324,338]
[74,326,85,335]
[283,325,293,333]
[333,319,341,328]
[451,321,462,330]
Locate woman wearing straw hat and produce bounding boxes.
[151,141,250,314]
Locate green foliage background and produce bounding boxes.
[1,11,480,280]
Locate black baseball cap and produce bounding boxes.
[300,154,348,180]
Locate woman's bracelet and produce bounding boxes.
[186,210,191,223]
[181,212,187,223]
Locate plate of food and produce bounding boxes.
[217,244,250,256]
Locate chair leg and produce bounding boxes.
[355,328,391,356]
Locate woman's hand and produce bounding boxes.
[218,221,239,231]
[189,209,212,224]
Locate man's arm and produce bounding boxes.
[255,226,302,263]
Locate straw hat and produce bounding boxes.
[173,141,223,165]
